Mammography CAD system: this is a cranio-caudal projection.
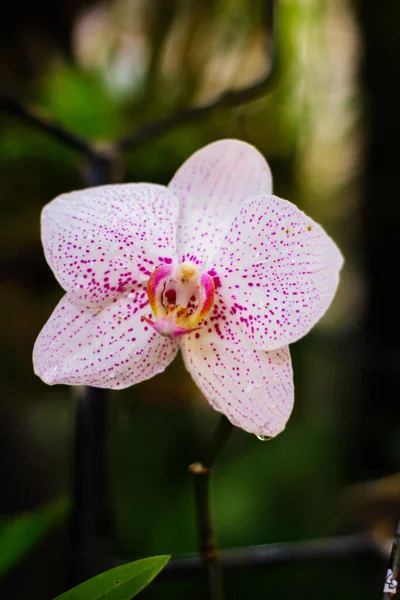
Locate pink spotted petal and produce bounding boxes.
[181,295,293,437]
[33,294,179,388]
[169,139,272,265]
[42,183,179,307]
[214,194,344,351]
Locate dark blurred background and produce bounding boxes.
[1,0,399,598]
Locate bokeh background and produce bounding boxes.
[1,0,399,598]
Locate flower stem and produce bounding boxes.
[189,415,233,600]
[70,386,109,583]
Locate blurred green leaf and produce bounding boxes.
[39,65,124,139]
[0,495,70,577]
[54,556,170,600]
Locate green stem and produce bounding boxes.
[189,416,233,600]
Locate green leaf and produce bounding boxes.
[54,555,170,600]
[0,495,70,577]
[39,65,124,139]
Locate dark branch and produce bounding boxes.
[110,533,382,579]
[0,94,97,158]
[69,386,110,584]
[118,0,279,151]
[204,415,234,469]
[189,416,233,600]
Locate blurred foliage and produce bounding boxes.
[0,496,70,577]
[54,556,170,600]
[39,65,126,139]
[0,0,389,599]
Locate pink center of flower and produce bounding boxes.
[142,262,215,339]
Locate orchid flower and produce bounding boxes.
[33,140,343,437]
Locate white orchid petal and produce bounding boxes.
[169,139,272,265]
[33,294,179,388]
[42,183,179,307]
[214,194,343,350]
[181,295,293,437]
[33,139,344,441]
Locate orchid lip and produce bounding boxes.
[141,315,202,339]
[144,262,215,339]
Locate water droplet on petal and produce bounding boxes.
[256,435,273,442]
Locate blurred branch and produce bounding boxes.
[204,415,234,469]
[0,94,97,158]
[141,0,180,103]
[0,1,278,158]
[118,0,279,151]
[382,516,400,598]
[111,533,382,578]
[165,533,381,576]
[189,416,233,600]
[69,387,111,585]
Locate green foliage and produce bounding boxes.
[53,556,170,600]
[0,496,70,577]
[39,65,125,140]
